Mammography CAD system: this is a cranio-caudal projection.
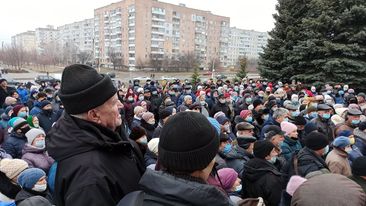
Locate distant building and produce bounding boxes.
[35,25,59,53]
[58,18,94,53]
[94,0,230,69]
[226,27,269,67]
[11,31,36,51]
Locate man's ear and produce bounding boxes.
[87,109,100,124]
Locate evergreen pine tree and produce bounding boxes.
[236,56,248,80]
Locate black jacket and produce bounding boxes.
[37,110,60,134]
[297,147,329,177]
[219,147,249,178]
[210,102,231,118]
[139,169,234,206]
[46,113,143,206]
[242,158,284,206]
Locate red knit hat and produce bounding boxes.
[240,110,252,119]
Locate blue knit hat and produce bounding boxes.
[207,117,221,135]
[216,115,229,125]
[17,168,46,189]
[333,136,350,148]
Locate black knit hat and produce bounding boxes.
[304,131,329,150]
[253,99,263,109]
[253,140,275,159]
[59,64,117,114]
[352,156,366,176]
[159,107,173,120]
[129,126,146,141]
[159,112,219,173]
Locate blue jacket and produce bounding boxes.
[281,136,302,161]
[353,128,366,156]
[2,132,27,158]
[16,88,28,104]
[177,93,196,106]
[29,101,42,116]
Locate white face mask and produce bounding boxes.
[137,136,148,145]
[33,183,47,192]
[345,147,352,154]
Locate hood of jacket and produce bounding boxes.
[22,144,45,154]
[139,169,233,206]
[46,113,133,162]
[243,158,282,182]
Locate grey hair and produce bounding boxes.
[273,108,289,119]
[184,95,192,102]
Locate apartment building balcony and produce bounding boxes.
[128,36,135,40]
[151,30,165,35]
[151,50,164,55]
[129,50,135,53]
[129,57,136,60]
[151,37,164,42]
[151,17,165,22]
[128,43,135,47]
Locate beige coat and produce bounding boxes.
[325,148,352,176]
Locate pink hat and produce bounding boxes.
[240,110,252,119]
[286,175,307,196]
[216,168,238,192]
[142,112,154,122]
[281,121,298,136]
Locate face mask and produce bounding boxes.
[34,139,45,148]
[323,145,329,156]
[18,111,28,118]
[33,184,47,192]
[291,111,300,117]
[310,112,318,119]
[152,91,158,95]
[219,99,226,104]
[245,116,253,123]
[223,143,232,154]
[33,123,39,128]
[338,91,344,95]
[20,126,31,134]
[200,101,206,106]
[128,97,134,102]
[283,117,289,122]
[322,113,331,120]
[138,96,144,101]
[263,114,269,121]
[148,120,155,125]
[345,147,352,154]
[186,90,191,94]
[234,86,239,91]
[234,184,242,192]
[267,156,277,164]
[351,120,360,126]
[349,137,355,145]
[137,136,148,145]
[169,91,175,96]
[311,89,316,93]
[245,98,252,104]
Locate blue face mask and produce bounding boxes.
[338,91,344,95]
[245,98,252,104]
[310,112,318,119]
[323,145,329,156]
[322,113,331,120]
[246,116,253,123]
[352,120,360,125]
[284,117,289,122]
[291,111,300,117]
[18,111,27,118]
[223,143,232,154]
[267,156,277,164]
[234,184,242,192]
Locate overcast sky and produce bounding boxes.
[0,0,277,44]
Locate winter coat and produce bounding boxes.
[0,148,11,159]
[210,102,231,118]
[325,147,352,176]
[310,117,335,142]
[140,119,155,141]
[260,117,281,140]
[37,110,59,134]
[16,88,28,104]
[349,175,366,193]
[144,149,157,167]
[296,147,329,178]
[280,136,302,161]
[2,132,27,159]
[242,158,284,206]
[15,189,53,205]
[123,102,134,126]
[0,87,12,107]
[21,144,54,174]
[131,117,142,129]
[0,171,21,201]
[46,113,144,206]
[29,102,42,116]
[152,122,163,139]
[353,128,366,156]
[291,174,366,206]
[139,169,234,206]
[177,93,196,106]
[218,148,248,178]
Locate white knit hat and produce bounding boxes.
[148,138,159,155]
[0,159,28,179]
[25,128,45,145]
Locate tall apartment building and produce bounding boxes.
[35,25,59,53]
[11,31,36,51]
[226,27,269,67]
[58,18,94,53]
[94,0,230,69]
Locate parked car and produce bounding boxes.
[35,75,59,85]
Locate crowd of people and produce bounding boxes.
[0,64,366,206]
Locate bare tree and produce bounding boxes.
[77,51,92,64]
[178,52,200,72]
[149,54,162,71]
[108,47,124,70]
[208,57,221,71]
